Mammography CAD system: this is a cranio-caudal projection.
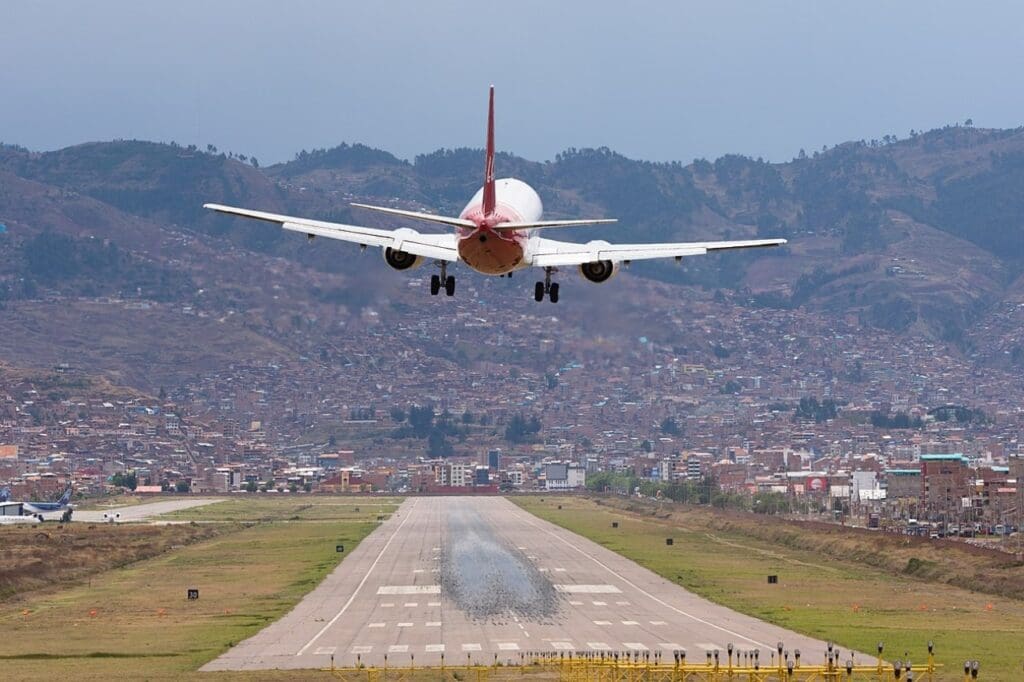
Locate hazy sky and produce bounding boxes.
[2,1,1022,165]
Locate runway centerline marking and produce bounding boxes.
[515,508,768,648]
[296,498,419,656]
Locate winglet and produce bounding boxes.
[482,85,496,217]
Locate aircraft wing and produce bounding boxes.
[204,204,459,262]
[530,237,786,267]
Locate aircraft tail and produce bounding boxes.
[58,487,72,506]
[0,488,9,503]
[482,85,496,217]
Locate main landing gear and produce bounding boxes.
[534,267,559,303]
[430,261,455,297]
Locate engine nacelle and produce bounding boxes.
[383,246,424,271]
[578,259,619,284]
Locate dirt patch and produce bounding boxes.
[0,523,222,601]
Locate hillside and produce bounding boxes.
[0,124,1023,394]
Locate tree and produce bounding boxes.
[175,480,190,493]
[427,429,453,457]
[244,481,257,493]
[390,406,407,423]
[640,440,652,453]
[660,417,681,436]
[461,410,474,425]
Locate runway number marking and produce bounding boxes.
[297,498,420,656]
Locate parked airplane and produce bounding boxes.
[22,487,74,521]
[205,87,786,302]
[0,487,9,502]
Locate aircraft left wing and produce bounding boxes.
[203,204,459,262]
[530,236,786,267]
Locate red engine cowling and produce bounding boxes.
[578,259,618,283]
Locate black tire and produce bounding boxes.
[445,275,455,296]
[549,282,560,303]
[430,275,441,296]
[534,282,545,302]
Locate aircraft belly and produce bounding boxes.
[458,234,524,275]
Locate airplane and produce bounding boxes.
[205,87,786,303]
[21,487,74,521]
[0,487,9,502]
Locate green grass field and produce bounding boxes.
[514,496,1024,681]
[0,497,399,680]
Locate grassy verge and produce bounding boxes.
[0,498,399,680]
[514,495,1024,681]
[156,495,403,523]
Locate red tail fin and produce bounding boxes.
[482,86,496,217]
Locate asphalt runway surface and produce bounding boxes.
[73,498,223,523]
[204,496,855,671]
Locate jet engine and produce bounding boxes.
[578,259,619,283]
[383,247,424,271]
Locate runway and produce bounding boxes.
[204,496,851,671]
[73,498,222,523]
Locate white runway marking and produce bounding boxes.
[425,644,445,653]
[377,585,440,595]
[695,642,722,651]
[413,569,424,573]
[516,511,769,648]
[551,641,574,650]
[621,621,639,625]
[427,601,441,607]
[568,600,583,606]
[368,622,385,628]
[623,642,648,651]
[496,642,520,650]
[538,567,549,572]
[381,603,394,608]
[554,567,567,572]
[388,645,408,653]
[403,602,418,607]
[616,601,631,606]
[555,584,621,594]
[297,499,419,656]
[314,647,336,655]
[594,620,612,625]
[351,646,373,654]
[425,621,441,627]
[588,642,611,650]
[462,643,482,651]
[650,620,666,626]
[592,600,607,606]
[397,622,413,627]
[659,642,683,650]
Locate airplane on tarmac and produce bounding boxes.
[205,87,786,303]
[21,487,74,521]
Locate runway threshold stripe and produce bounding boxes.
[514,507,769,649]
[296,498,419,656]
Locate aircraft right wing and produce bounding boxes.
[203,204,459,261]
[530,236,787,267]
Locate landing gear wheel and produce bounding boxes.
[534,282,545,302]
[430,275,441,296]
[549,282,559,303]
[444,275,455,297]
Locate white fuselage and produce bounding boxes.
[456,178,542,275]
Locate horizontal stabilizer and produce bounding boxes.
[351,203,475,229]
[492,218,617,232]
